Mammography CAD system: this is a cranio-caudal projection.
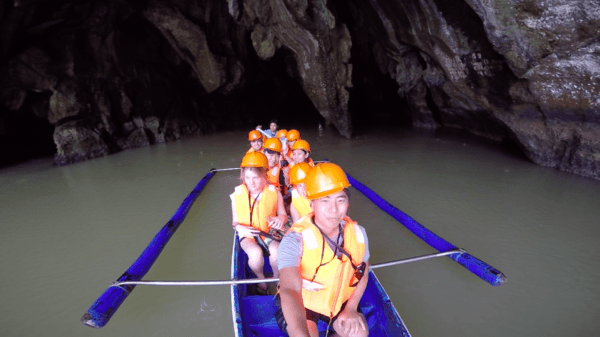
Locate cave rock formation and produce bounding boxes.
[0,0,598,179]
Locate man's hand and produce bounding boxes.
[335,308,367,337]
[267,216,284,230]
[256,125,262,130]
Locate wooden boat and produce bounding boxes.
[230,234,412,337]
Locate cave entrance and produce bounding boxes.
[0,92,56,168]
[347,61,412,134]
[330,0,412,135]
[245,47,325,130]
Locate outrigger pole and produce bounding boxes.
[81,169,218,328]
[345,172,507,286]
[212,161,328,172]
[107,248,465,287]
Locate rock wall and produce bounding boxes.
[230,0,354,136]
[1,0,266,164]
[337,0,599,179]
[465,0,600,178]
[0,0,598,179]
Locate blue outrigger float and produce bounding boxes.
[82,165,506,334]
[230,235,412,337]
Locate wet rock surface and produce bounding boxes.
[0,0,598,179]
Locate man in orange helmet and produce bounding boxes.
[263,137,284,191]
[283,139,314,195]
[283,129,301,164]
[247,130,264,154]
[256,120,278,138]
[276,129,288,141]
[276,129,290,166]
[276,163,370,337]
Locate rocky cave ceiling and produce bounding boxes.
[0,0,598,179]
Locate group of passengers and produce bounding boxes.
[230,121,370,337]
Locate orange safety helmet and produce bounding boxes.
[241,152,269,169]
[248,130,262,141]
[263,138,282,153]
[305,163,351,200]
[276,129,288,139]
[290,162,313,186]
[286,129,300,141]
[291,139,310,153]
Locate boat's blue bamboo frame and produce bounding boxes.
[81,169,217,328]
[346,173,507,286]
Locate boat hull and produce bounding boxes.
[230,235,411,336]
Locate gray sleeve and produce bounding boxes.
[277,231,303,269]
[359,225,370,263]
[256,128,271,138]
[257,129,275,138]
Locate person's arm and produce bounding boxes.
[283,151,294,164]
[276,190,287,222]
[334,261,369,336]
[279,266,311,337]
[282,166,291,188]
[290,203,300,223]
[282,141,289,155]
[269,190,288,230]
[255,127,272,138]
[231,196,239,230]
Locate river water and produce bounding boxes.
[1,127,599,336]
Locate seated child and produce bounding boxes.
[290,139,314,167]
[247,130,264,154]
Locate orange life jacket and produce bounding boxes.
[288,214,366,317]
[231,183,278,238]
[291,188,312,219]
[267,164,281,189]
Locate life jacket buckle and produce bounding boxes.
[350,262,366,287]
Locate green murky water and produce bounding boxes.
[1,127,599,336]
